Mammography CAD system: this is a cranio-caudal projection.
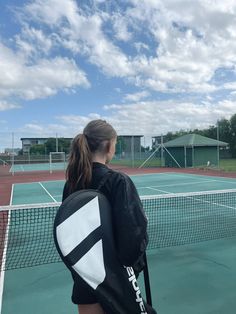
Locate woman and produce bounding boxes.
[63,119,149,314]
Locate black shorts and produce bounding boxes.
[71,277,98,304]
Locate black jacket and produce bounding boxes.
[62,162,148,267]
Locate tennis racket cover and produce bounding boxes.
[53,189,149,314]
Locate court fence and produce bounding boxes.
[0,132,233,174]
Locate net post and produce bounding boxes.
[11,132,15,176]
[161,134,164,167]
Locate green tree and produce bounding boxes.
[30,144,46,155]
[218,118,231,143]
[58,138,71,154]
[44,137,71,154]
[230,114,236,157]
[115,136,126,156]
[45,138,57,152]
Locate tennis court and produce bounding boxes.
[1,172,236,314]
[9,161,66,173]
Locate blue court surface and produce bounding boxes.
[1,172,236,314]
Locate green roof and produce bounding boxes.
[164,134,228,147]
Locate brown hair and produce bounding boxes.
[66,119,117,192]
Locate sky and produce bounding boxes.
[1,0,236,150]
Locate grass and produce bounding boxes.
[111,157,236,172]
[219,159,236,172]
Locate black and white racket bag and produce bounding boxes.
[53,187,154,314]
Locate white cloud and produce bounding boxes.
[19,0,134,77]
[20,0,78,26]
[15,26,54,57]
[103,104,123,110]
[0,101,21,111]
[1,0,236,133]
[0,42,90,100]
[6,0,236,96]
[12,0,236,94]
[112,13,132,42]
[56,99,236,137]
[123,91,150,102]
[223,82,236,90]
[8,99,234,150]
[125,1,236,92]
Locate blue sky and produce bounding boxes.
[1,0,236,150]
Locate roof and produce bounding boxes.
[118,135,143,138]
[164,134,228,147]
[20,137,72,140]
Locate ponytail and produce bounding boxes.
[66,119,117,193]
[66,134,92,193]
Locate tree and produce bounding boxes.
[218,118,231,143]
[30,144,46,155]
[58,138,71,154]
[45,138,71,154]
[115,136,126,156]
[230,114,236,157]
[45,138,57,153]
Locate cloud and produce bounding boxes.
[111,13,132,42]
[15,26,55,57]
[11,0,236,95]
[19,0,134,77]
[9,98,234,151]
[1,0,236,131]
[0,101,21,111]
[56,99,236,137]
[0,42,90,100]
[103,104,123,110]
[123,91,150,102]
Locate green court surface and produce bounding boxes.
[1,172,236,314]
[9,161,66,173]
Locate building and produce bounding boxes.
[20,138,49,154]
[20,137,72,154]
[163,134,228,168]
[20,135,144,157]
[4,148,21,155]
[117,135,143,158]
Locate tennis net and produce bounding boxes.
[0,188,236,270]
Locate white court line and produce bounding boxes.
[138,179,236,191]
[13,179,65,185]
[145,187,171,194]
[130,172,169,177]
[207,179,236,185]
[162,172,236,183]
[38,182,57,203]
[137,179,217,190]
[10,184,14,207]
[131,171,236,182]
[0,184,14,313]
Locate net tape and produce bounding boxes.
[0,189,236,270]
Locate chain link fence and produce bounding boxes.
[0,132,233,174]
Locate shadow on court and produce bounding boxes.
[3,236,236,314]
